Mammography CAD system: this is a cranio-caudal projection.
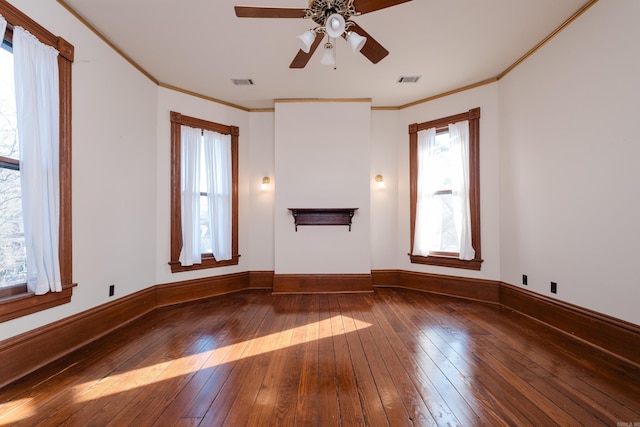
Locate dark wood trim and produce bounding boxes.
[373,270,500,304]
[0,286,156,388]
[500,282,640,368]
[248,270,275,289]
[168,111,240,273]
[408,254,483,270]
[273,274,373,294]
[0,284,76,323]
[0,283,27,299]
[370,269,400,287]
[408,108,482,270]
[168,255,241,273]
[156,272,250,307]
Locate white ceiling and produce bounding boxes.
[60,0,589,110]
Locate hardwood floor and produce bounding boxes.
[1,288,639,426]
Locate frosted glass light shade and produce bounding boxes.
[325,13,345,38]
[347,31,366,53]
[320,44,335,66]
[297,30,316,53]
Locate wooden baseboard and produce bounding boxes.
[500,282,640,368]
[156,272,251,307]
[0,286,157,389]
[372,269,640,369]
[372,269,501,304]
[273,274,373,294]
[2,269,638,388]
[248,270,275,289]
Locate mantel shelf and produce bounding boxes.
[288,208,358,232]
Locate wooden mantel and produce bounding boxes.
[288,208,358,231]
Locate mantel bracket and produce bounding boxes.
[288,208,358,231]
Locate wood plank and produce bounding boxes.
[267,295,316,425]
[316,295,340,426]
[334,295,393,426]
[243,295,301,424]
[326,295,366,426]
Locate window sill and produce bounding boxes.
[169,254,240,273]
[409,254,483,271]
[0,283,76,323]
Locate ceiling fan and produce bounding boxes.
[234,0,412,68]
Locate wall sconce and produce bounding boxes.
[375,174,385,189]
[261,176,271,190]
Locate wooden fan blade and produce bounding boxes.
[289,35,323,68]
[234,6,307,18]
[352,0,412,14]
[346,23,389,64]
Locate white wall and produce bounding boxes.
[274,101,371,274]
[499,0,640,325]
[398,84,502,281]
[154,88,251,285]
[370,110,401,270]
[248,112,275,272]
[0,0,158,340]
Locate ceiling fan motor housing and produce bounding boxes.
[308,0,356,26]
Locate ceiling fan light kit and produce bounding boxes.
[297,29,317,53]
[346,31,366,53]
[234,0,410,68]
[320,42,336,66]
[325,13,346,38]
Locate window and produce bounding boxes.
[409,108,482,270]
[0,37,25,291]
[0,2,74,322]
[169,112,239,272]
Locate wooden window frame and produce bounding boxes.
[168,112,240,273]
[0,0,75,322]
[408,107,482,271]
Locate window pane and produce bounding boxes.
[429,131,459,253]
[0,167,26,287]
[432,132,454,191]
[0,42,25,288]
[433,193,459,253]
[200,194,212,254]
[0,45,17,159]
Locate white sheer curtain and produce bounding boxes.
[13,27,62,295]
[179,125,202,266]
[449,120,475,260]
[412,127,437,256]
[203,130,232,261]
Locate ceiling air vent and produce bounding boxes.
[231,78,255,86]
[397,76,421,83]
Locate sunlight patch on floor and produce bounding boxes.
[69,315,371,403]
[0,398,35,424]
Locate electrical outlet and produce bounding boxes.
[522,274,528,286]
[109,284,115,297]
[550,282,557,294]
